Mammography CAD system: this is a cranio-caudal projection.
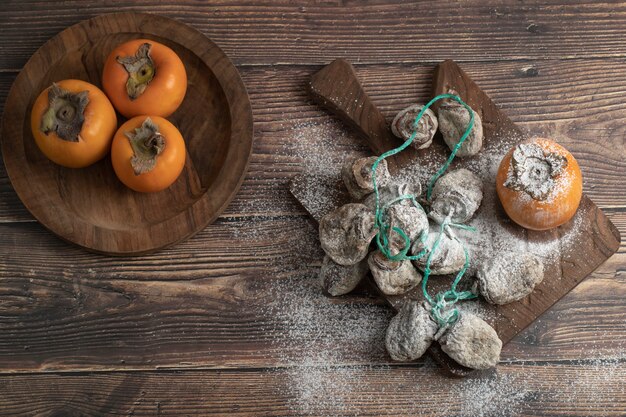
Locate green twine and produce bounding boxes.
[425,96,475,200]
[421,217,477,327]
[370,93,477,328]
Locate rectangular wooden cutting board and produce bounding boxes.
[290,59,621,375]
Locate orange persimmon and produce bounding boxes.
[496,138,582,231]
[102,39,187,118]
[30,79,117,168]
[111,116,186,193]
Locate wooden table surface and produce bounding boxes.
[1,1,624,416]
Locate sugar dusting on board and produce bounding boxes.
[240,119,622,415]
[392,130,585,269]
[285,120,370,219]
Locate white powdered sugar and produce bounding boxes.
[448,372,532,417]
[391,132,585,269]
[263,273,392,415]
[239,117,622,415]
[281,120,370,177]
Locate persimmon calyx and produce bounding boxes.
[40,83,89,142]
[117,42,156,100]
[504,142,568,200]
[125,117,166,175]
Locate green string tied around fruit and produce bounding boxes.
[371,93,478,328]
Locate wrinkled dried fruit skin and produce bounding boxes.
[342,156,391,200]
[411,229,466,275]
[319,255,369,296]
[477,252,544,305]
[386,302,438,361]
[437,101,483,157]
[439,312,502,370]
[362,182,422,213]
[391,104,438,150]
[384,204,429,256]
[368,250,422,295]
[319,203,377,266]
[430,168,483,224]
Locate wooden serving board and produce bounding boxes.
[0,13,253,255]
[290,59,621,376]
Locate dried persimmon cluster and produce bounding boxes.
[317,95,545,371]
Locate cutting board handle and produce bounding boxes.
[308,59,400,156]
[309,59,425,172]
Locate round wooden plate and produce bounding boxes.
[0,13,253,255]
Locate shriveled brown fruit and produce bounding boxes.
[476,251,544,305]
[319,203,377,266]
[430,168,483,225]
[386,301,437,361]
[362,182,421,213]
[368,250,422,295]
[384,204,429,256]
[438,312,502,370]
[342,156,391,200]
[411,229,466,275]
[319,255,369,296]
[391,104,438,150]
[437,98,483,157]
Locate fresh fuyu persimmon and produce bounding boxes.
[496,138,583,231]
[30,79,117,168]
[111,116,186,193]
[102,39,187,118]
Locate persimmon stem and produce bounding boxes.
[503,142,568,200]
[125,117,166,175]
[40,83,89,142]
[117,43,156,100]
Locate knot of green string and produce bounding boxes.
[371,93,478,328]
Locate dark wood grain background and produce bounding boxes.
[0,1,624,416]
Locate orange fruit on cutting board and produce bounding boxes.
[496,137,583,231]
